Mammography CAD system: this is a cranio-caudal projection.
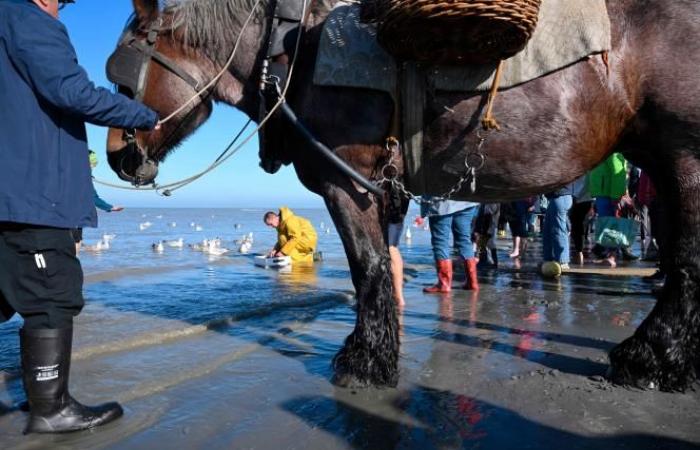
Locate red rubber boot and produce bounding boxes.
[424,259,453,293]
[462,258,480,290]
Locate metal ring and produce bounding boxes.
[381,163,399,180]
[465,152,486,171]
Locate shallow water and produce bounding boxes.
[0,207,432,374]
[3,209,697,449]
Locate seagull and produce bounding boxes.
[152,241,164,253]
[83,240,107,252]
[204,239,229,256]
[166,238,184,248]
[238,240,252,254]
[195,225,203,232]
[139,221,152,231]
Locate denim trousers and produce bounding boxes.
[428,206,478,261]
[543,195,573,264]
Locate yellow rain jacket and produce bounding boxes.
[275,207,318,263]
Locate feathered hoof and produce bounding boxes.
[609,335,696,392]
[332,345,399,389]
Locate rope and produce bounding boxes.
[94,0,310,195]
[481,59,505,131]
[156,0,264,126]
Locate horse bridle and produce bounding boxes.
[106,0,384,196]
[107,17,205,186]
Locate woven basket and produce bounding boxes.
[362,0,542,65]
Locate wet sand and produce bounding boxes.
[1,257,698,449]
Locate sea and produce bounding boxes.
[0,207,433,375]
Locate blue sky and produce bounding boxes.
[61,0,322,208]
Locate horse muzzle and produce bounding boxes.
[107,137,159,186]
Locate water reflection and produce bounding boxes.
[277,264,319,293]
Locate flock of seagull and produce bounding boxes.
[81,216,344,256]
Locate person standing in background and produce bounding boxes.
[542,183,575,270]
[73,151,125,253]
[422,199,480,293]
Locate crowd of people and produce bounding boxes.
[389,151,665,304]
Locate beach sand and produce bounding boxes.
[1,259,699,449]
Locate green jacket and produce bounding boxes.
[588,153,627,199]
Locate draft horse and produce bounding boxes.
[106,0,700,391]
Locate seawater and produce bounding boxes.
[0,207,432,374]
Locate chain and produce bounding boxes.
[376,132,490,206]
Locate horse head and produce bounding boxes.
[106,0,267,185]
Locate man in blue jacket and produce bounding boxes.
[0,0,158,434]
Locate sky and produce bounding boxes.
[60,0,322,208]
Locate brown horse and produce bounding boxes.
[107,0,700,391]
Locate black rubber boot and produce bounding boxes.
[490,248,499,268]
[20,328,123,434]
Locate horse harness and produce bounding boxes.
[105,0,383,196]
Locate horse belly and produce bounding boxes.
[421,65,626,202]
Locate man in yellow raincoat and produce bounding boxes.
[264,207,318,263]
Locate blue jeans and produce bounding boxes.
[428,206,478,261]
[543,195,573,264]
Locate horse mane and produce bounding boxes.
[164,0,268,62]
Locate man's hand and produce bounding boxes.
[111,206,124,212]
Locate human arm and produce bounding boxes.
[8,12,157,130]
[93,191,114,212]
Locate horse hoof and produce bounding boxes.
[331,373,366,389]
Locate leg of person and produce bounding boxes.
[542,202,554,262]
[452,207,479,290]
[569,201,591,265]
[0,225,123,434]
[550,195,573,266]
[388,246,405,307]
[424,214,453,293]
[386,222,405,306]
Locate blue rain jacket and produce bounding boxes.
[0,0,158,228]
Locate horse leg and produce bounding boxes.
[323,185,399,388]
[609,154,700,391]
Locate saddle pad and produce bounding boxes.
[313,0,611,94]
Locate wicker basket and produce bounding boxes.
[362,0,542,65]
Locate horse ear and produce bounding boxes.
[132,0,159,25]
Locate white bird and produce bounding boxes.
[190,222,196,227]
[139,221,152,231]
[195,225,203,232]
[325,227,331,234]
[166,238,184,248]
[170,222,177,227]
[83,240,107,252]
[204,239,229,256]
[102,233,116,242]
[238,240,252,254]
[152,241,164,252]
[234,223,242,230]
